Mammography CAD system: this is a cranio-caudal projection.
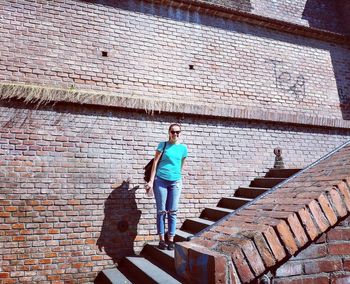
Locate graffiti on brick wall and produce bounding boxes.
[338,87,347,102]
[267,59,306,100]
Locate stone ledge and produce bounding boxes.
[1,82,350,129]
[176,143,350,283]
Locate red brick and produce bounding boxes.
[5,206,17,212]
[240,230,276,267]
[261,226,287,262]
[308,200,330,233]
[24,259,37,265]
[0,273,9,278]
[48,275,61,281]
[344,259,350,271]
[318,193,338,226]
[12,236,25,242]
[12,223,24,229]
[276,220,299,255]
[72,263,84,269]
[297,207,320,241]
[327,228,350,241]
[329,243,350,255]
[328,188,348,217]
[287,213,309,247]
[226,245,255,283]
[337,181,350,211]
[38,259,52,264]
[240,239,266,276]
[304,259,343,273]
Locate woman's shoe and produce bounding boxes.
[158,240,167,250]
[167,241,175,250]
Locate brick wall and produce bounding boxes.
[1,0,350,121]
[0,100,349,282]
[272,216,350,283]
[1,0,350,282]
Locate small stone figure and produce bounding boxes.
[274,147,284,169]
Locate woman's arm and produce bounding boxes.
[146,150,162,192]
[181,157,186,171]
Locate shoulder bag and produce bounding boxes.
[144,142,167,182]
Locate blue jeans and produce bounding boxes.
[154,176,182,237]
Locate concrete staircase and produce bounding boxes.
[95,168,301,284]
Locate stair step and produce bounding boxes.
[95,268,132,284]
[234,186,269,199]
[141,244,175,274]
[250,177,285,188]
[217,196,252,210]
[121,256,181,284]
[181,217,214,234]
[200,206,234,221]
[174,229,193,242]
[265,168,301,178]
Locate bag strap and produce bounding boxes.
[159,142,167,163]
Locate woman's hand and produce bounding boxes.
[146,181,154,197]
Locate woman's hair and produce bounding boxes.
[168,123,181,132]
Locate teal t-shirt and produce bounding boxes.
[156,141,188,181]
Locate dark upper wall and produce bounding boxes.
[185,0,349,35]
[338,0,350,35]
[302,0,348,35]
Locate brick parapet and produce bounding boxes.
[175,142,350,283]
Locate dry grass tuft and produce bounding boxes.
[0,83,179,114]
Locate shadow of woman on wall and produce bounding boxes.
[97,179,141,263]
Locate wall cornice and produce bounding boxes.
[1,83,350,129]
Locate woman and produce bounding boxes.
[146,123,188,250]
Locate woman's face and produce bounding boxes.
[169,125,181,143]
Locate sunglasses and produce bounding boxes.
[170,130,181,135]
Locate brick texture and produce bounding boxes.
[1,0,350,283]
[272,216,350,283]
[2,101,349,282]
